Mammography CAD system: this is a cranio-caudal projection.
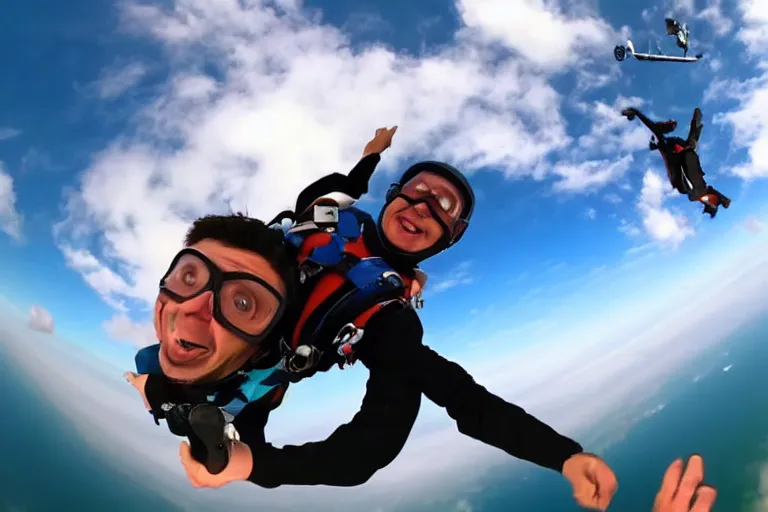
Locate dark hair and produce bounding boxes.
[184,213,298,309]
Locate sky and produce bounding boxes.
[2,0,768,509]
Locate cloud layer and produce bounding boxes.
[4,226,767,510]
[55,0,639,319]
[0,163,23,241]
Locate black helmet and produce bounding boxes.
[377,161,475,263]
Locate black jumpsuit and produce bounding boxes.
[634,108,708,201]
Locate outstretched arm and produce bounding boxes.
[293,127,397,215]
[294,153,382,215]
[356,307,584,473]
[623,107,667,139]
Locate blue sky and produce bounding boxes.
[2,0,768,508]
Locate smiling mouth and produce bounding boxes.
[399,216,423,235]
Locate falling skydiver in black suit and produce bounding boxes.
[621,106,731,218]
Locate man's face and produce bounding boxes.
[381,172,465,254]
[153,239,286,384]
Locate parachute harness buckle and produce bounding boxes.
[333,323,365,369]
[282,341,322,374]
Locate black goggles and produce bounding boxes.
[159,248,286,346]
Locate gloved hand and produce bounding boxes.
[621,107,638,120]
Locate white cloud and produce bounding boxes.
[573,96,651,157]
[735,0,768,54]
[619,218,642,238]
[103,314,156,347]
[58,244,133,310]
[0,164,23,241]
[636,170,693,247]
[92,61,148,99]
[669,0,695,16]
[430,261,474,294]
[0,127,21,141]
[455,0,620,71]
[604,193,622,204]
[585,207,597,220]
[552,154,634,193]
[641,7,657,23]
[697,0,734,36]
[28,305,54,334]
[58,0,631,310]
[705,1,768,178]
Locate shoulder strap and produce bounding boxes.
[135,344,163,375]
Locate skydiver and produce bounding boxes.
[621,106,731,218]
[127,128,619,510]
[665,18,689,57]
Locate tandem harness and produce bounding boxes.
[276,203,424,380]
[134,344,288,422]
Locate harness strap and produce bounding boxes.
[282,206,421,378]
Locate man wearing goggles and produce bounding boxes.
[127,215,298,477]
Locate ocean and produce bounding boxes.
[0,349,184,512]
[2,316,767,511]
[439,316,768,512]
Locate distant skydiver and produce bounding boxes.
[665,18,690,57]
[614,18,702,63]
[621,107,731,218]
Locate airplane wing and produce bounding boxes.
[632,52,702,62]
[615,40,703,63]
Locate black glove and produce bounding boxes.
[621,108,637,120]
[166,403,194,437]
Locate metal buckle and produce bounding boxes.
[333,323,364,367]
[298,260,324,284]
[313,204,339,225]
[223,422,240,443]
[283,344,321,373]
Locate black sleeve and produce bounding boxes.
[633,109,666,139]
[294,153,381,214]
[355,307,584,473]
[232,397,270,448]
[144,373,199,418]
[245,354,421,488]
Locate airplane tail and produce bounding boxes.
[627,40,636,55]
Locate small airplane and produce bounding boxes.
[614,18,704,63]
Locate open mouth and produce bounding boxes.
[398,215,423,235]
[164,336,211,365]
